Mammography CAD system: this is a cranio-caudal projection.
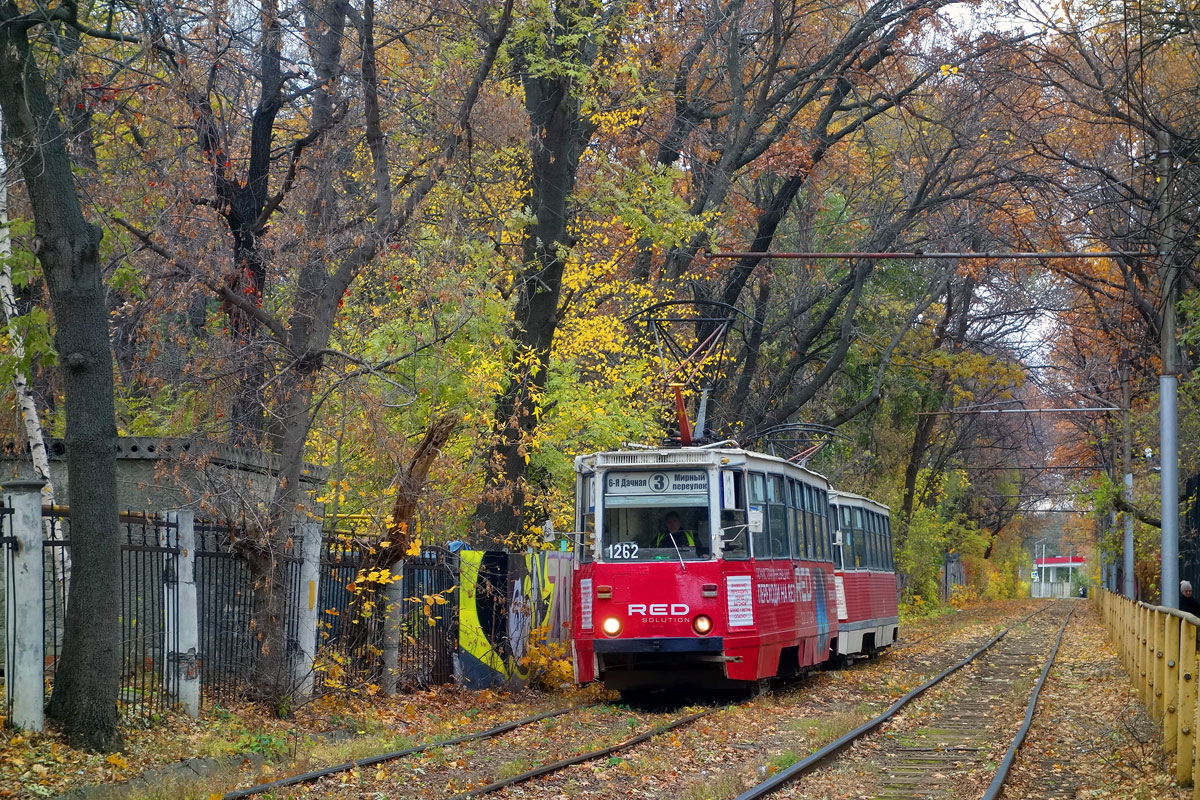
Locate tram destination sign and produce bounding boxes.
[606,470,709,495]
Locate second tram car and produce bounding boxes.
[828,491,899,658]
[571,446,841,692]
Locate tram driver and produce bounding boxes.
[655,512,710,557]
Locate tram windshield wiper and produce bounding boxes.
[669,533,686,572]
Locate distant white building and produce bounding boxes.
[1032,555,1086,598]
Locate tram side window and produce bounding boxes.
[798,485,809,560]
[815,489,828,561]
[796,481,811,560]
[811,484,820,561]
[884,520,891,568]
[720,470,749,560]
[749,473,771,559]
[794,484,806,559]
[862,511,872,569]
[768,475,789,558]
[866,512,876,569]
[796,484,806,561]
[885,516,894,570]
[777,474,796,556]
[786,479,801,561]
[877,514,887,569]
[820,491,830,561]
[878,515,888,569]
[840,505,853,569]
[878,515,886,569]
[852,507,866,569]
[829,502,842,568]
[871,513,881,569]
[877,514,886,569]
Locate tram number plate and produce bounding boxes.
[605,542,640,560]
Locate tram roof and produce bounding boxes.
[575,446,830,485]
[829,490,892,513]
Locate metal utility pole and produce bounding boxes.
[1158,130,1180,608]
[1032,538,1046,598]
[1121,359,1135,599]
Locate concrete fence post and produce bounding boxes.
[4,480,44,731]
[382,569,405,696]
[164,510,200,717]
[292,522,322,699]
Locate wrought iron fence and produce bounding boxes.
[395,551,458,688]
[315,537,457,692]
[284,540,303,675]
[194,522,307,705]
[317,532,384,688]
[42,509,181,726]
[10,509,460,726]
[42,507,69,672]
[194,520,255,705]
[122,512,179,725]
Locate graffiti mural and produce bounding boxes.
[456,550,574,689]
[530,551,573,642]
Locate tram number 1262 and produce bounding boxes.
[605,542,640,560]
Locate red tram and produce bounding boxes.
[829,491,899,659]
[570,446,844,692]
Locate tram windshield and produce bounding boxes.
[601,504,712,560]
[600,470,712,561]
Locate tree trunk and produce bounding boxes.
[474,8,602,545]
[340,413,461,671]
[900,410,937,530]
[0,155,67,603]
[0,158,54,500]
[0,8,121,751]
[243,351,321,709]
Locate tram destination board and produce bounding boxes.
[605,471,709,494]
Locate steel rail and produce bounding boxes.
[220,706,579,799]
[703,250,1154,260]
[447,709,717,799]
[980,605,1076,800]
[732,603,1058,800]
[889,626,947,651]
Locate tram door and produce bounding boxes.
[575,468,596,562]
[829,503,848,621]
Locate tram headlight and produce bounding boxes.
[692,614,713,635]
[602,616,622,636]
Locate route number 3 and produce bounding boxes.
[606,542,640,559]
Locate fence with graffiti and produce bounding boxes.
[456,550,573,688]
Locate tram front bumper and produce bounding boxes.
[593,636,725,654]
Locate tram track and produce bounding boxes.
[750,600,1075,800]
[220,700,736,799]
[447,708,719,799]
[471,604,1059,800]
[218,603,1064,799]
[219,706,581,799]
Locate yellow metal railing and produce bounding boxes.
[1100,588,1200,793]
